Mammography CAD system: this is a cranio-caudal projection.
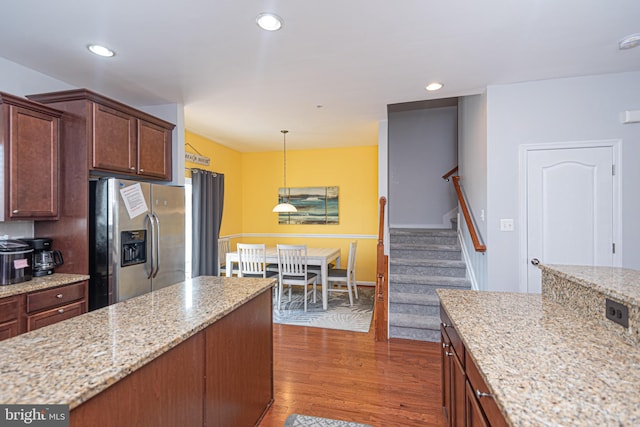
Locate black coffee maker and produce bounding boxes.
[19,238,64,276]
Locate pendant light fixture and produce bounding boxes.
[272,130,297,213]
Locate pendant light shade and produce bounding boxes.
[273,130,297,213]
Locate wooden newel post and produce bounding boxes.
[374,197,388,342]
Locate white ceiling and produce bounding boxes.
[1,1,639,152]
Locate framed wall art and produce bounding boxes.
[277,186,339,224]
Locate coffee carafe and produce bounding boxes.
[19,238,64,276]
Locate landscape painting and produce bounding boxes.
[277,186,339,224]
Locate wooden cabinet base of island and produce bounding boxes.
[440,304,508,427]
[70,290,274,427]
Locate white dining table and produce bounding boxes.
[225,246,341,310]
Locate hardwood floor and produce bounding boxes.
[258,323,446,427]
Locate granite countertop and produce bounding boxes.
[437,288,640,427]
[0,273,91,299]
[0,276,275,409]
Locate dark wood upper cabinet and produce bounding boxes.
[0,92,62,220]
[28,88,174,181]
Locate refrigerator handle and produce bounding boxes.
[152,213,161,278]
[145,213,155,280]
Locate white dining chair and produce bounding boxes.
[326,241,358,305]
[276,244,318,311]
[237,243,277,278]
[217,237,235,276]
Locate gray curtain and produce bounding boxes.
[191,169,224,277]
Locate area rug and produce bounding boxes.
[273,286,374,333]
[284,414,373,427]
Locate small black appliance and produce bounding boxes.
[19,238,64,277]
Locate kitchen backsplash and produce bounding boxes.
[0,221,34,239]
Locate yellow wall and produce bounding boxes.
[185,133,379,282]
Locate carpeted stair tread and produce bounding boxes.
[389,292,440,306]
[390,242,460,251]
[391,258,465,268]
[391,228,457,235]
[389,313,441,330]
[389,274,470,287]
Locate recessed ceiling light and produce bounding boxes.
[425,82,444,91]
[619,33,640,50]
[256,13,283,31]
[87,44,115,57]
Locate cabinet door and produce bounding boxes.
[92,103,136,174]
[137,119,171,180]
[466,381,489,427]
[452,347,466,427]
[0,320,18,342]
[442,329,452,425]
[8,104,59,219]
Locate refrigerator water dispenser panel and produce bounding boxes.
[121,230,146,267]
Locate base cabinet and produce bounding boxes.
[70,290,273,427]
[440,304,509,427]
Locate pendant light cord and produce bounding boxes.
[281,129,289,200]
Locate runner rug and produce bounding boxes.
[283,414,373,427]
[273,286,374,333]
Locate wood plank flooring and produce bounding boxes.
[258,323,447,427]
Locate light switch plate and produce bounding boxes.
[500,219,514,232]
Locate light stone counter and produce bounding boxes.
[0,276,275,409]
[0,273,90,298]
[437,288,640,427]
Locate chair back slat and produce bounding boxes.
[237,243,268,277]
[277,244,308,278]
[347,241,358,274]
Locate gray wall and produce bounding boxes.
[388,106,458,228]
[458,94,488,289]
[482,71,640,292]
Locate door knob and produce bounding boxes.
[530,258,540,266]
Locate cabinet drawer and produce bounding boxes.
[27,281,87,313]
[0,295,19,323]
[465,352,509,427]
[27,300,85,332]
[0,320,19,341]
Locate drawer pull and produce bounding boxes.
[56,294,63,299]
[476,390,493,399]
[441,322,450,328]
[445,351,454,357]
[442,342,450,349]
[58,308,64,314]
[12,210,19,214]
[139,169,144,173]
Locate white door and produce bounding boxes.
[526,146,615,293]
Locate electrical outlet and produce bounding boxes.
[605,298,629,328]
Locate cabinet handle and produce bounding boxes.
[476,390,493,399]
[139,169,144,173]
[130,167,136,171]
[445,351,454,357]
[442,342,450,349]
[441,322,450,328]
[56,294,63,299]
[57,308,64,314]
[12,210,18,214]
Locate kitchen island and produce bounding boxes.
[437,265,640,427]
[0,276,276,427]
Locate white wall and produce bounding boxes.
[485,71,640,292]
[388,106,458,228]
[458,94,488,289]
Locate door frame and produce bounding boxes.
[518,139,622,293]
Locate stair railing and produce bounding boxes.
[373,196,389,342]
[444,168,486,253]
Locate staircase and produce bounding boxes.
[388,227,471,342]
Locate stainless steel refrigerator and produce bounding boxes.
[89,178,185,311]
